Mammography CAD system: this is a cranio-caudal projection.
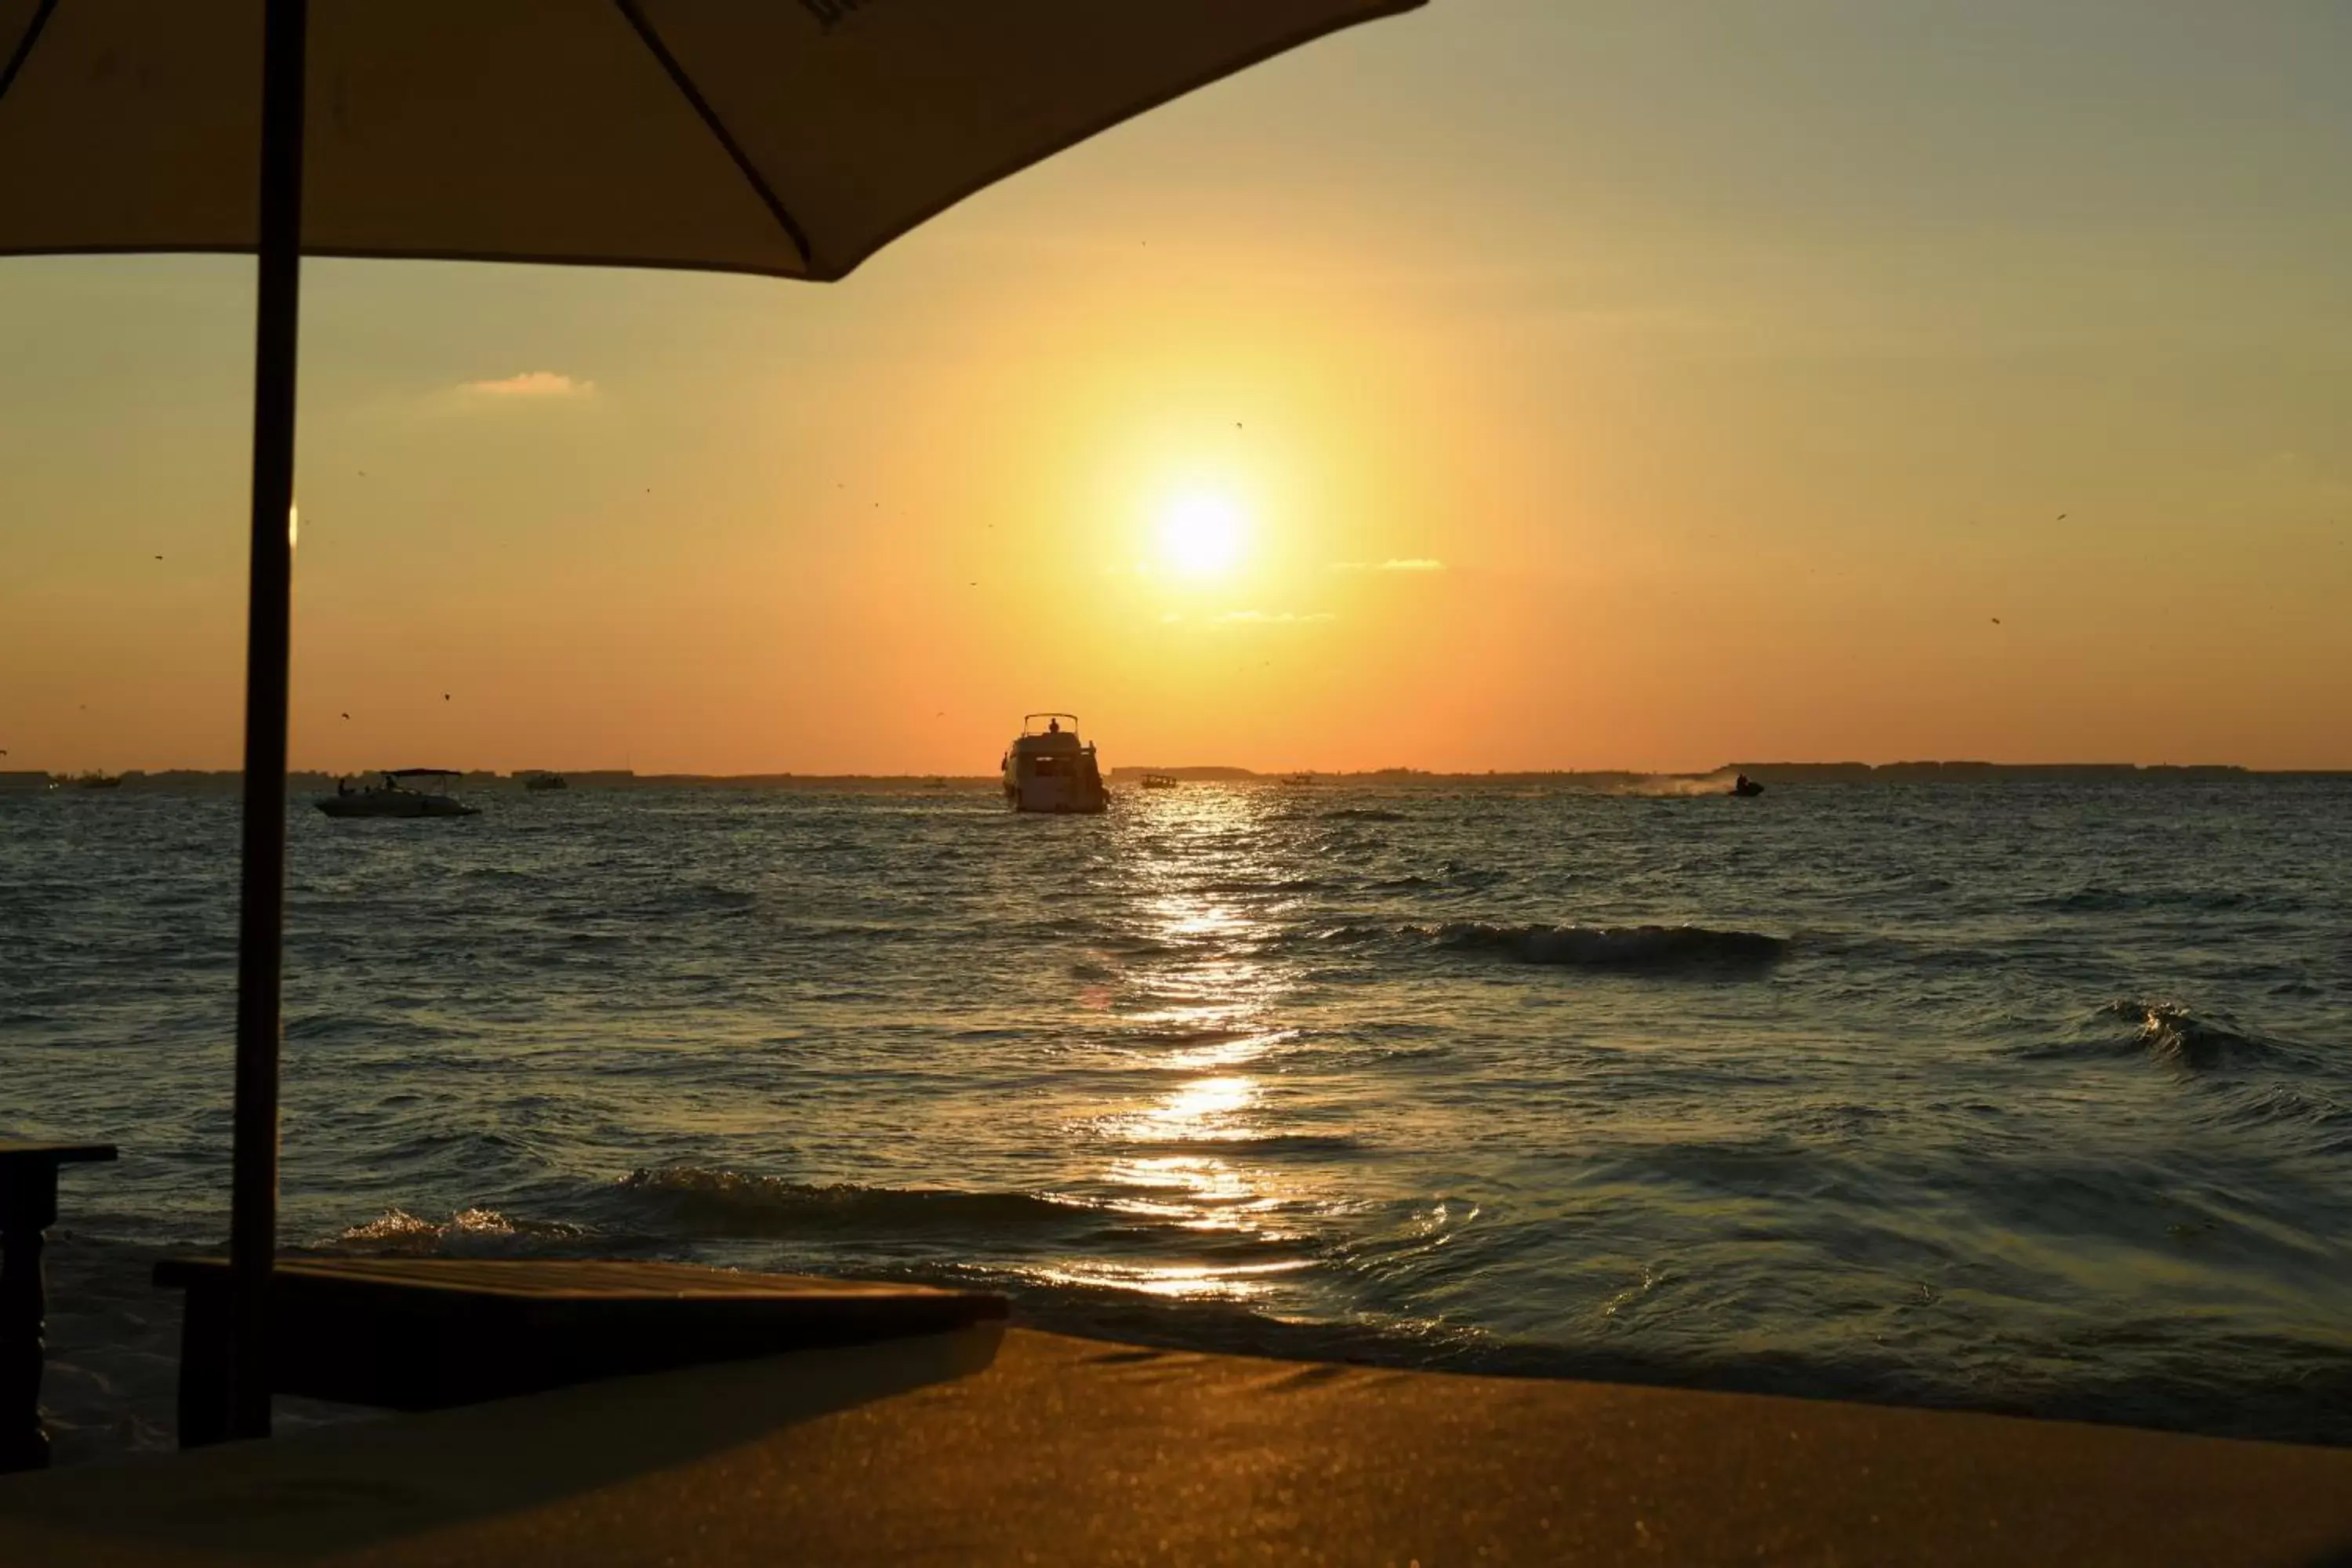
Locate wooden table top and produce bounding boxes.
[0,1142,117,1169]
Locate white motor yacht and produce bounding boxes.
[1001,714,1108,815]
[317,768,479,818]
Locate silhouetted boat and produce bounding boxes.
[524,773,568,792]
[1141,773,1178,790]
[318,769,478,818]
[67,771,122,789]
[1278,773,1317,788]
[1002,714,1107,815]
[1731,775,1765,798]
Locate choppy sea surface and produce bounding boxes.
[5,777,2350,1460]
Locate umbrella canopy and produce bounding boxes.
[0,0,1422,1443]
[0,1,1415,279]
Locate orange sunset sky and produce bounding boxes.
[5,1,2350,776]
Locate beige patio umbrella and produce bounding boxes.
[0,0,1424,1439]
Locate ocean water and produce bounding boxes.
[5,777,2350,1459]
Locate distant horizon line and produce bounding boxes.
[9,760,2347,787]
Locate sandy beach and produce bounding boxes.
[9,1326,2352,1565]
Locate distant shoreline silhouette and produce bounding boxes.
[4,760,2320,794]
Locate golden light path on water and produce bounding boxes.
[1040,787,1325,1303]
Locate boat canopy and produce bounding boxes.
[1021,713,1082,736]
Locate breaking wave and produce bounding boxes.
[333,1206,590,1253]
[2104,1000,2294,1070]
[1113,1131,1366,1156]
[1434,922,1786,970]
[2033,887,2298,915]
[1302,921,1787,972]
[604,1167,1092,1239]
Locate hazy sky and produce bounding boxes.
[5,0,2349,775]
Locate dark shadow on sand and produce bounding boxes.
[0,1323,1001,1561]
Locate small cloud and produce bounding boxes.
[456,371,594,398]
[1331,558,1445,573]
[1218,610,1334,625]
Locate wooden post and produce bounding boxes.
[0,1142,117,1472]
[173,1276,235,1450]
[227,0,309,1444]
[0,1178,53,1473]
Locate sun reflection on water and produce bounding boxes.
[1094,1156,1291,1232]
[1032,1258,1318,1301]
[1054,786,1338,1305]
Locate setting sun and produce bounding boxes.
[1156,492,1247,579]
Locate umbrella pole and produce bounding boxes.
[227,0,308,1443]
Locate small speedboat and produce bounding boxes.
[1001,714,1108,815]
[1141,773,1178,790]
[318,769,478,818]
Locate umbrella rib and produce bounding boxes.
[611,0,815,274]
[0,0,59,111]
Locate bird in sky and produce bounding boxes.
[1991,618,2002,625]
[341,712,350,720]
